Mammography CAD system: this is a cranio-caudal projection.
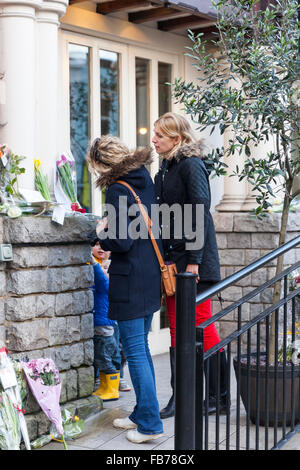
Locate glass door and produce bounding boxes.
[62,31,179,354]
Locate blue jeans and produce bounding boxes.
[94,324,121,374]
[118,314,163,435]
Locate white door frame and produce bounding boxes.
[59,30,180,354]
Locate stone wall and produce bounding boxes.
[212,212,300,350]
[0,215,102,442]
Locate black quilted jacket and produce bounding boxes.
[154,142,221,285]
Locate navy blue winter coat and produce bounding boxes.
[98,149,162,322]
[154,141,221,292]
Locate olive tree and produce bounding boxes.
[173,0,299,359]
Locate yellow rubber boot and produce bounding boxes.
[93,372,107,398]
[100,372,120,401]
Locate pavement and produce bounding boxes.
[39,352,300,451]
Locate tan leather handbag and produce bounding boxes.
[116,180,177,297]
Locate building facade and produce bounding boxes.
[1,0,298,359]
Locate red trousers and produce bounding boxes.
[165,295,221,351]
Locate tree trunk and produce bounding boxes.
[269,191,291,363]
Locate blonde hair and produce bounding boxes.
[87,135,131,177]
[154,112,196,159]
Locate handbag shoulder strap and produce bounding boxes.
[115,180,166,272]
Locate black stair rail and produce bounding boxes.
[174,235,300,451]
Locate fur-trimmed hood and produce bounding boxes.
[173,139,207,161]
[96,147,153,189]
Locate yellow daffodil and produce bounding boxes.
[34,159,41,168]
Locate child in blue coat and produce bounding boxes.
[91,239,122,401]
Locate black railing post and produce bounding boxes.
[174,272,197,451]
[195,327,204,450]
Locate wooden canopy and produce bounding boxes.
[68,0,218,33]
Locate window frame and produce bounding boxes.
[60,30,179,214]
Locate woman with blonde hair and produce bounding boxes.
[87,135,163,444]
[153,112,228,419]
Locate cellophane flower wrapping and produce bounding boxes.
[30,408,84,449]
[55,153,80,208]
[21,359,63,435]
[0,391,21,450]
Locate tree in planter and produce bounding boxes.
[173,0,299,361]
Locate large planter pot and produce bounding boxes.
[233,354,300,427]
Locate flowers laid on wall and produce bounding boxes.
[34,159,51,201]
[56,155,81,209]
[0,147,90,220]
[0,144,26,199]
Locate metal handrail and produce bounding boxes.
[197,260,300,331]
[196,234,300,305]
[175,233,300,450]
[200,286,300,360]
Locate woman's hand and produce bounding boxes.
[96,217,108,237]
[185,264,200,283]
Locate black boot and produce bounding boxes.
[204,350,229,415]
[160,347,175,419]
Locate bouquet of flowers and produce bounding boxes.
[30,408,84,449]
[0,144,26,199]
[288,269,300,292]
[21,358,68,450]
[56,154,85,213]
[34,159,51,201]
[0,348,31,450]
[0,391,21,450]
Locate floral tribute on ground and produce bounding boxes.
[21,358,68,450]
[0,348,31,450]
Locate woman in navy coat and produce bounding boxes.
[87,135,163,444]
